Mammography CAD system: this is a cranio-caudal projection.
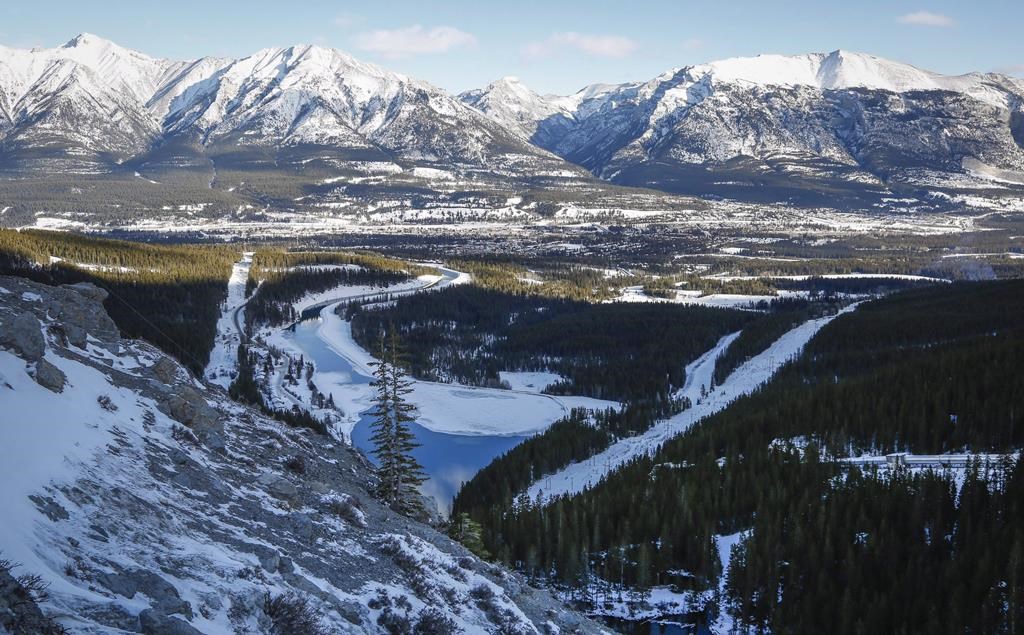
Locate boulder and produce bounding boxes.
[33,358,66,393]
[257,550,281,574]
[0,311,44,361]
[62,321,89,349]
[62,281,109,303]
[45,286,120,347]
[151,356,179,384]
[99,568,193,620]
[138,609,203,635]
[159,386,223,442]
[257,473,300,504]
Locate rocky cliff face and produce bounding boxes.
[0,275,605,634]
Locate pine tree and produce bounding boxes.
[449,512,491,559]
[368,333,398,505]
[367,329,427,516]
[387,329,427,515]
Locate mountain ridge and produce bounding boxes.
[0,33,571,175]
[461,49,1024,206]
[1,34,1023,217]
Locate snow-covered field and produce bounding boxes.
[704,272,950,282]
[499,371,565,392]
[527,305,859,501]
[205,252,252,388]
[279,305,616,440]
[611,285,807,310]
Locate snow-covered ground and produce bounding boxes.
[674,332,741,404]
[838,452,1019,468]
[0,347,178,585]
[563,528,747,626]
[611,285,808,310]
[527,305,859,501]
[244,263,611,441]
[276,305,616,440]
[205,252,252,388]
[290,274,441,316]
[499,371,565,392]
[704,272,950,283]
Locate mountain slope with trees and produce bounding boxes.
[454,279,1024,631]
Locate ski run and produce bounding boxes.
[204,252,253,388]
[527,304,861,502]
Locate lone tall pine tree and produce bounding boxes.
[368,330,427,516]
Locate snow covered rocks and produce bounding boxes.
[0,275,606,633]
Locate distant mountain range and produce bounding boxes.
[462,51,1024,206]
[0,33,570,174]
[1,35,1023,220]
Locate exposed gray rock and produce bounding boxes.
[0,311,44,361]
[138,609,203,635]
[256,549,280,574]
[151,356,179,384]
[62,281,108,303]
[32,358,66,393]
[61,321,89,349]
[42,285,120,347]
[289,512,314,542]
[158,385,225,451]
[257,473,299,504]
[28,494,69,521]
[0,275,608,635]
[99,568,193,620]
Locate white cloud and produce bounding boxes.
[898,11,955,27]
[681,38,705,51]
[333,14,357,29]
[997,64,1024,76]
[352,25,476,58]
[523,32,638,60]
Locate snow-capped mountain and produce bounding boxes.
[0,34,569,174]
[2,36,1023,215]
[462,50,1024,206]
[459,76,580,149]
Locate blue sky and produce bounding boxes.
[2,1,1022,94]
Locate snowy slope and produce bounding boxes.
[0,274,607,634]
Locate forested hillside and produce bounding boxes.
[454,280,1024,632]
[350,284,754,403]
[0,229,235,374]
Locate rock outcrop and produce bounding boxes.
[0,275,608,634]
[0,311,45,361]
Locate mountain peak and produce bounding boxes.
[63,32,112,50]
[691,49,970,93]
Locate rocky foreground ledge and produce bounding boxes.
[0,275,605,634]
